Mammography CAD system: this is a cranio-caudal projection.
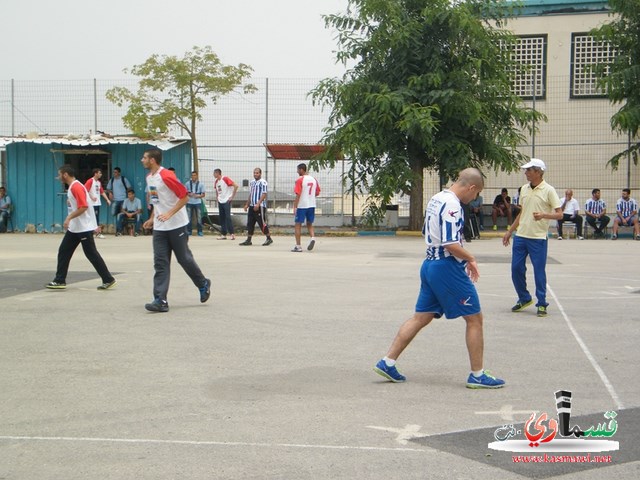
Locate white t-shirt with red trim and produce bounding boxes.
[294,175,321,209]
[84,177,104,206]
[67,180,97,233]
[214,176,235,204]
[146,167,189,231]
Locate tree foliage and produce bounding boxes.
[106,46,256,172]
[592,0,640,170]
[311,0,543,229]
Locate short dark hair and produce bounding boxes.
[127,189,135,194]
[623,188,631,195]
[144,149,163,164]
[501,188,508,193]
[113,167,121,173]
[297,163,307,172]
[191,170,198,175]
[592,188,601,195]
[214,168,222,175]
[58,164,75,177]
[92,168,102,175]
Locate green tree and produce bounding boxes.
[592,0,640,170]
[106,46,256,172]
[311,0,542,229]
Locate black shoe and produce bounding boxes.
[97,279,117,290]
[307,239,316,251]
[199,278,211,303]
[239,239,252,246]
[262,238,273,246]
[145,299,169,313]
[46,281,66,289]
[511,299,534,312]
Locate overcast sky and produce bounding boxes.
[1,0,351,80]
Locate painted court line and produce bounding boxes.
[548,283,624,410]
[0,435,427,453]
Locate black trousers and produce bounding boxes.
[246,205,270,237]
[557,214,583,237]
[586,214,610,234]
[54,230,114,283]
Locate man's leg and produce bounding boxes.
[613,216,621,236]
[53,231,80,282]
[511,235,532,303]
[218,204,227,236]
[384,312,435,360]
[575,214,584,237]
[557,215,567,237]
[463,312,484,372]
[528,238,549,307]
[116,213,125,234]
[168,226,207,289]
[586,216,598,234]
[152,229,172,302]
[78,231,115,284]
[294,223,302,245]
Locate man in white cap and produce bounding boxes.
[502,158,562,317]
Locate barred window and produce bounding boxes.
[571,33,615,98]
[502,35,547,100]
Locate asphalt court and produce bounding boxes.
[0,233,638,479]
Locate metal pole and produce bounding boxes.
[531,74,536,158]
[341,158,345,226]
[11,79,15,136]
[627,131,632,188]
[264,78,269,181]
[93,78,98,134]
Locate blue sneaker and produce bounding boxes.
[466,371,505,389]
[199,278,211,303]
[373,359,406,383]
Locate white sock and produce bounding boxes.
[472,369,484,377]
[383,357,396,367]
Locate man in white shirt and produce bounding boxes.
[557,189,584,240]
[213,168,238,240]
[292,163,321,252]
[46,165,116,290]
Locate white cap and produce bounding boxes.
[521,158,546,171]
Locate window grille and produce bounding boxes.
[571,33,615,98]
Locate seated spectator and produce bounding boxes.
[0,187,11,233]
[511,187,522,218]
[116,189,143,236]
[557,189,584,240]
[584,188,610,238]
[612,188,640,240]
[491,188,512,230]
[468,194,484,231]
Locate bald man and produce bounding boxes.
[374,168,505,389]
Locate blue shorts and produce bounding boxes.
[617,214,637,226]
[295,207,315,224]
[415,257,481,319]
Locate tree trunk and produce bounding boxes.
[191,116,199,173]
[408,151,425,231]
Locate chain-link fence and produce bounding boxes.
[1,76,637,226]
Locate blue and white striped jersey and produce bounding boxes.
[616,197,638,217]
[423,189,464,261]
[249,178,268,206]
[585,199,606,215]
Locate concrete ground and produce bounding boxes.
[0,232,638,480]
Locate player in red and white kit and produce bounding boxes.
[141,149,211,313]
[84,167,111,237]
[46,165,116,290]
[292,163,321,252]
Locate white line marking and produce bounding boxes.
[0,435,426,453]
[548,283,624,410]
[365,424,431,445]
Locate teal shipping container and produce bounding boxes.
[1,137,192,232]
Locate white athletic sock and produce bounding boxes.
[471,369,484,377]
[383,357,396,367]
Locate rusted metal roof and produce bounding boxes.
[264,143,341,160]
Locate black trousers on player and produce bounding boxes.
[246,205,270,237]
[54,230,114,283]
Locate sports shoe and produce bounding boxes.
[636,235,640,241]
[145,299,169,313]
[511,299,533,312]
[46,281,66,289]
[373,359,406,383]
[199,278,211,303]
[262,238,273,246]
[96,234,105,239]
[557,236,563,240]
[217,236,227,240]
[239,239,252,246]
[115,232,122,237]
[578,236,584,240]
[537,305,548,317]
[134,232,139,237]
[230,234,235,240]
[307,239,316,251]
[97,279,117,290]
[466,371,505,389]
[492,225,497,231]
[197,231,204,237]
[612,234,617,240]
[291,246,303,252]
